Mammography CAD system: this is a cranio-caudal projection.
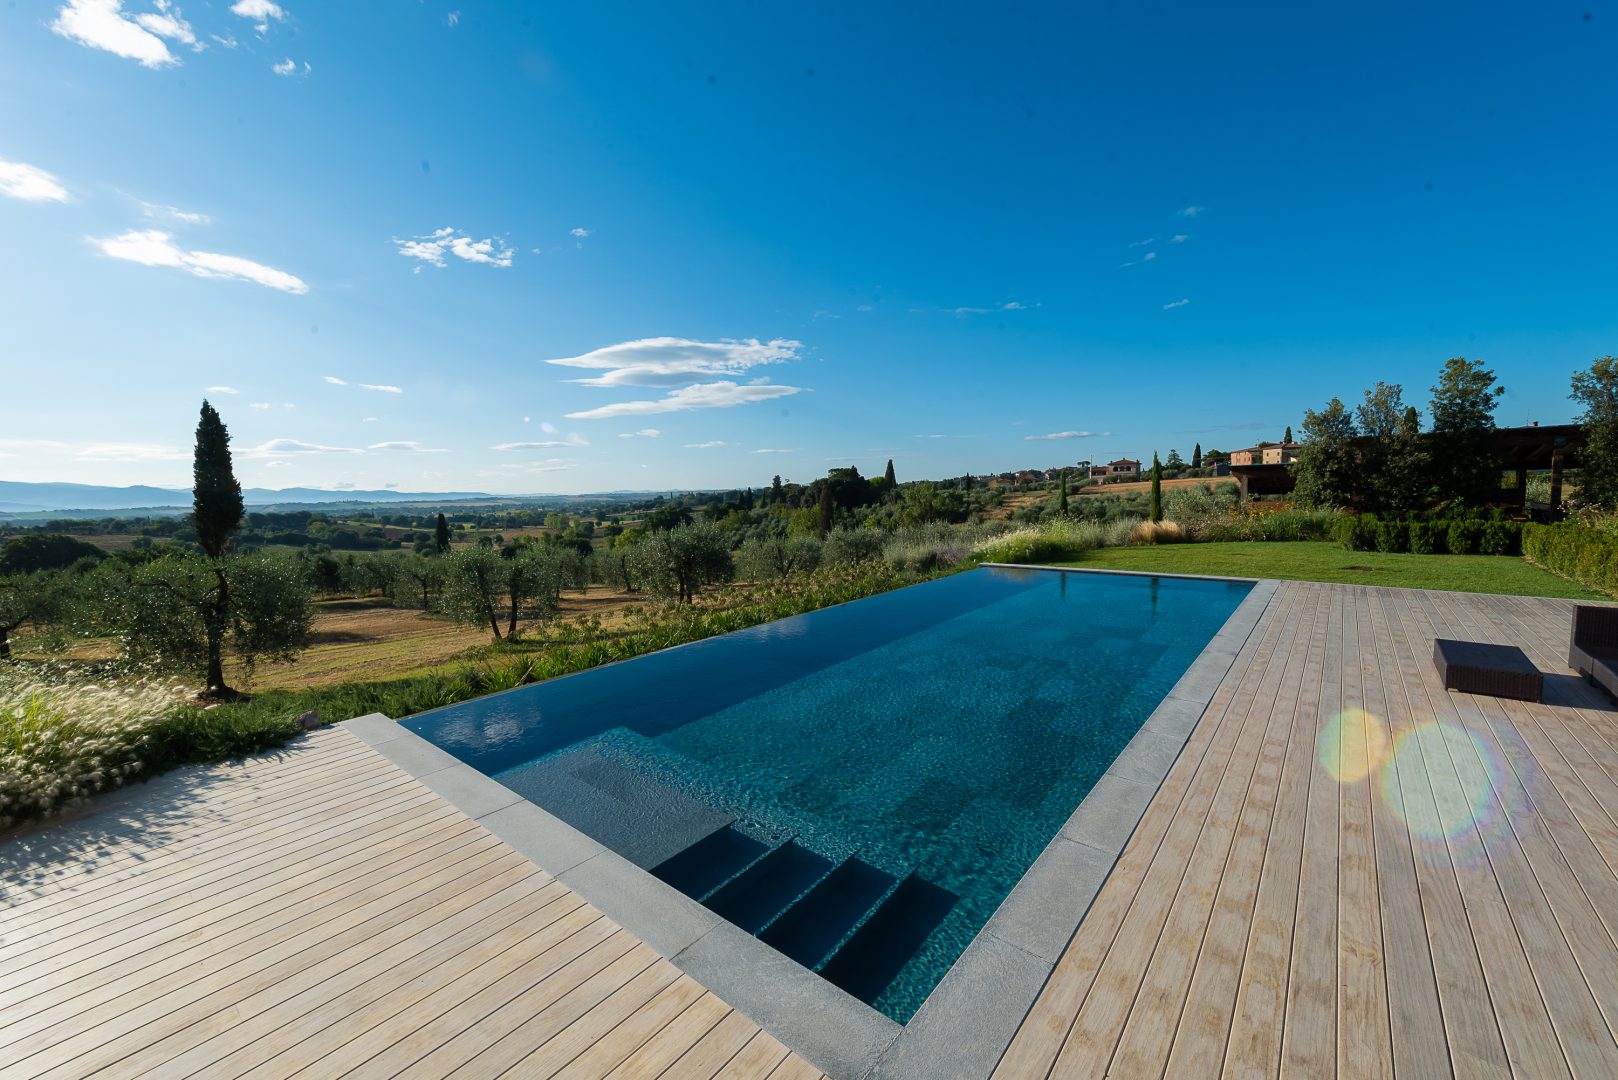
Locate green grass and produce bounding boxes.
[1049,541,1603,599]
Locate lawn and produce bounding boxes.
[1049,541,1603,599]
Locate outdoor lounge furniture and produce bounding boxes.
[1569,605,1618,703]
[1432,638,1544,702]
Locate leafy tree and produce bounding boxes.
[1057,469,1069,517]
[502,544,568,636]
[440,545,509,639]
[0,572,66,659]
[635,524,733,603]
[1283,425,1294,444]
[1148,453,1163,522]
[388,553,444,609]
[0,534,104,575]
[737,535,823,580]
[1571,355,1618,509]
[1292,397,1360,508]
[1165,448,1185,471]
[884,458,897,490]
[1429,356,1505,506]
[434,513,452,554]
[190,401,248,696]
[1356,382,1429,514]
[1192,443,1202,470]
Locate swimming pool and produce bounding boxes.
[406,566,1252,1023]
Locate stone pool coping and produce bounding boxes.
[341,569,1280,1079]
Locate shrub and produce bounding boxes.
[1374,520,1410,553]
[1408,521,1444,555]
[1130,520,1185,546]
[970,519,1097,564]
[1478,520,1521,557]
[823,528,885,565]
[1446,519,1482,556]
[1335,513,1379,551]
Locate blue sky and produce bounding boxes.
[1,1,1612,494]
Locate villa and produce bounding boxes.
[1088,458,1142,480]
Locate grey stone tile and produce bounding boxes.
[675,923,899,1079]
[339,712,404,745]
[476,799,605,877]
[1142,695,1208,740]
[1105,728,1188,788]
[416,763,523,819]
[981,835,1113,963]
[368,732,462,778]
[559,851,721,957]
[1061,773,1156,852]
[874,934,1050,1080]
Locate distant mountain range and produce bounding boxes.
[0,481,501,514]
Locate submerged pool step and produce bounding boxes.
[818,874,960,1006]
[702,842,835,935]
[650,825,771,901]
[757,858,899,971]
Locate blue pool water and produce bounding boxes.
[406,567,1250,1022]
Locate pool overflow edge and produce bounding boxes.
[339,569,1281,1080]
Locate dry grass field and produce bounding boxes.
[1077,476,1239,497]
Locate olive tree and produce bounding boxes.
[736,535,822,581]
[439,545,510,639]
[634,524,733,602]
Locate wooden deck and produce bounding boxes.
[0,727,825,1080]
[996,580,1618,1079]
[4,579,1617,1078]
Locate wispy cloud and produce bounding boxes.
[395,226,514,270]
[249,402,270,409]
[322,375,346,385]
[0,160,70,202]
[206,385,239,394]
[241,438,362,457]
[1121,251,1158,268]
[53,0,180,68]
[367,441,446,453]
[93,229,308,293]
[445,10,460,27]
[1128,237,1155,248]
[492,434,589,450]
[140,200,208,225]
[78,441,187,461]
[1169,234,1189,243]
[946,300,1033,316]
[684,440,728,449]
[1177,206,1205,218]
[1162,298,1190,310]
[750,448,795,454]
[1024,430,1108,441]
[135,1,199,50]
[358,383,402,394]
[565,380,800,420]
[617,428,661,438]
[570,227,590,238]
[550,337,805,420]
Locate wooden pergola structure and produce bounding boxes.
[1227,422,1583,511]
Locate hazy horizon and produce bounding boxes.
[3,2,1610,495]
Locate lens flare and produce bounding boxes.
[1317,708,1388,783]
[1377,721,1500,841]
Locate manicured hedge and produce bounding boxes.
[1339,511,1522,557]
[1523,523,1618,597]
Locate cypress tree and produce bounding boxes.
[192,400,244,697]
[434,513,451,553]
[1057,469,1069,516]
[1149,452,1163,522]
[884,458,896,487]
[1192,442,1202,469]
[1284,425,1294,444]
[816,481,832,536]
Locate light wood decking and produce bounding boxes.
[4,579,1617,1078]
[0,727,825,1080]
[996,580,1618,1079]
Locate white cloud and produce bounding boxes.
[539,421,556,432]
[1177,206,1205,218]
[93,229,308,293]
[489,458,577,473]
[141,201,208,225]
[547,336,800,389]
[492,434,589,450]
[1129,238,1155,248]
[446,10,460,27]
[230,0,283,34]
[565,380,801,420]
[395,226,514,269]
[1162,298,1191,310]
[322,375,346,385]
[362,416,378,422]
[134,1,198,50]
[358,383,402,394]
[52,0,177,68]
[78,442,187,461]
[1024,430,1107,441]
[684,440,728,449]
[570,227,590,238]
[0,160,70,203]
[206,385,239,394]
[241,438,362,457]
[750,448,795,454]
[210,31,237,48]
[1170,234,1189,243]
[367,441,447,453]
[618,428,661,439]
[249,402,271,409]
[1121,251,1158,268]
[271,57,294,75]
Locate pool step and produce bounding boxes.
[703,842,836,934]
[758,858,900,971]
[818,874,960,1005]
[650,826,772,901]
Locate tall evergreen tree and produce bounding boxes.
[1192,443,1202,469]
[1571,356,1618,509]
[884,458,896,488]
[816,481,833,536]
[1057,469,1069,516]
[1284,425,1294,444]
[1429,356,1505,506]
[1148,453,1163,522]
[434,513,451,553]
[770,474,785,505]
[192,401,244,696]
